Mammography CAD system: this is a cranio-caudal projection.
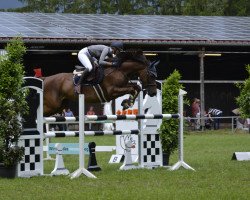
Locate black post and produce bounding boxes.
[87,142,101,171]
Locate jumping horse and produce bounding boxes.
[43,51,158,116]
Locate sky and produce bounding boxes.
[0,0,25,9]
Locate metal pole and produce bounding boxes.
[199,49,205,131]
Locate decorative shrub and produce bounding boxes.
[158,69,187,154]
[0,37,28,167]
[236,64,250,119]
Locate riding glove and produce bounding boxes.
[112,61,119,67]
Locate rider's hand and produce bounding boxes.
[94,60,98,66]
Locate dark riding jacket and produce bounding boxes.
[87,45,113,66]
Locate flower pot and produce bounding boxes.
[162,152,170,166]
[0,163,17,178]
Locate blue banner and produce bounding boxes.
[48,143,90,155]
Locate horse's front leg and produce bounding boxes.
[126,83,141,107]
[112,84,141,110]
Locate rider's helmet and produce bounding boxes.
[110,41,123,51]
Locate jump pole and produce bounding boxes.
[71,94,96,179]
[169,89,195,171]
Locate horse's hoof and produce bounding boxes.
[129,102,134,107]
[122,103,129,110]
[122,105,129,110]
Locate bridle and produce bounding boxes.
[141,65,157,89]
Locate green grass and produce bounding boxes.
[0,130,250,200]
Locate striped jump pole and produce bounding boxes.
[44,114,179,123]
[85,114,179,121]
[44,130,139,138]
[44,116,79,123]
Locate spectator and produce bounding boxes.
[191,98,200,117]
[87,106,95,115]
[231,108,240,129]
[208,108,223,130]
[63,108,74,130]
[191,98,201,130]
[65,108,74,117]
[204,110,213,130]
[87,106,95,130]
[51,113,63,131]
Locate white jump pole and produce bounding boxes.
[71,94,96,179]
[169,89,195,171]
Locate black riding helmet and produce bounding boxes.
[110,41,123,51]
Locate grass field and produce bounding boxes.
[0,129,249,200]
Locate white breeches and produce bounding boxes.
[78,47,93,71]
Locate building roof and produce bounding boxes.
[0,12,250,47]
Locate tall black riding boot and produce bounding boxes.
[78,68,89,86]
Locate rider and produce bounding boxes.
[77,41,124,85]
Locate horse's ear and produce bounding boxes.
[148,60,158,78]
[151,60,160,68]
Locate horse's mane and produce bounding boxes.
[116,49,149,66]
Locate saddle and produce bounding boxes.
[73,63,104,86]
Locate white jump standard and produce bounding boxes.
[71,94,96,179]
[169,89,195,171]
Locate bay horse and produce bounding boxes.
[43,51,158,116]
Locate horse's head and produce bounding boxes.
[139,60,159,97]
[115,50,158,97]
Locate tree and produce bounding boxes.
[159,0,183,15]
[225,0,250,16]
[183,0,227,16]
[18,0,72,12]
[10,0,250,16]
[236,65,250,119]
